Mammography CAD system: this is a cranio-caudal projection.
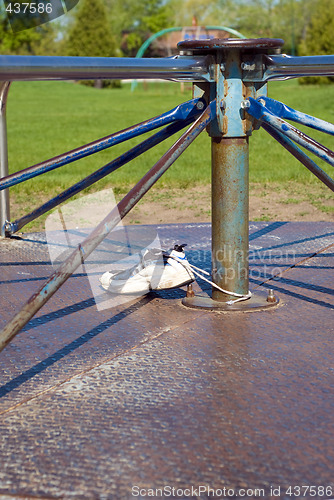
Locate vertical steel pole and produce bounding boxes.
[0,81,11,237]
[211,136,249,300]
[211,48,249,301]
[180,38,284,310]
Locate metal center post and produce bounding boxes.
[179,38,284,310]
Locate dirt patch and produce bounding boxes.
[122,182,334,225]
[7,181,333,235]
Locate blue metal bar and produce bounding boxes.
[258,97,334,136]
[6,106,204,235]
[245,97,334,168]
[263,54,334,81]
[1,52,334,85]
[262,123,334,192]
[0,98,205,192]
[0,102,215,351]
[0,54,212,82]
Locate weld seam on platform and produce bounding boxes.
[253,240,334,289]
[0,310,205,417]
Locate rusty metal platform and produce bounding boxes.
[0,221,334,500]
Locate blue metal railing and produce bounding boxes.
[242,96,334,191]
[244,97,334,167]
[0,37,334,351]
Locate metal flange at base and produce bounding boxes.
[182,289,279,312]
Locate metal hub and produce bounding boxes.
[178,37,284,54]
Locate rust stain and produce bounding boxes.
[242,82,256,135]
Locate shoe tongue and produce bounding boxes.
[173,243,187,252]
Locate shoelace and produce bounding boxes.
[166,253,252,305]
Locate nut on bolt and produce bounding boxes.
[266,289,276,303]
[241,62,256,71]
[186,283,195,298]
[4,220,13,235]
[241,100,251,109]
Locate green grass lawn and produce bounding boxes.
[4,78,334,229]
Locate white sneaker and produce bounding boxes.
[99,244,194,295]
